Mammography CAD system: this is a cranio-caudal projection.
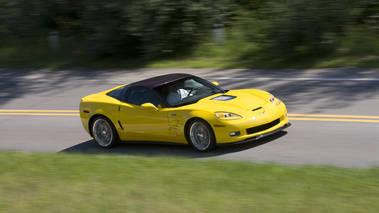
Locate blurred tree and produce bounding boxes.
[81,0,231,59]
[0,0,83,42]
[0,0,41,43]
[1,0,378,61]
[355,0,379,33]
[262,0,357,56]
[40,0,83,35]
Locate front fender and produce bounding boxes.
[168,108,219,143]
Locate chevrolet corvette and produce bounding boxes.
[79,73,290,152]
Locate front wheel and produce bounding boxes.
[187,119,216,152]
[92,116,118,148]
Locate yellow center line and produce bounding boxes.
[289,117,379,123]
[288,114,379,123]
[0,113,79,116]
[0,110,79,116]
[1,110,379,123]
[288,114,379,119]
[0,110,78,113]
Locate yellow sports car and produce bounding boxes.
[80,73,290,152]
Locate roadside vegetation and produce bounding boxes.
[1,152,378,213]
[1,0,379,69]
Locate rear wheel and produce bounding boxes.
[187,119,216,152]
[92,116,118,148]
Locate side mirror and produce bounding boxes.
[141,103,159,112]
[212,81,219,86]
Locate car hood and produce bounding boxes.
[195,90,267,113]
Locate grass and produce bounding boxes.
[0,152,378,213]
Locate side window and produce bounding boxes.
[127,88,160,107]
[107,86,126,100]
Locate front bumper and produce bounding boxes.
[220,122,291,146]
[212,100,290,144]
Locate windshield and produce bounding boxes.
[154,76,225,107]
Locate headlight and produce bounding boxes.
[269,94,281,106]
[215,112,242,120]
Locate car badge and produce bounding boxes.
[259,111,266,114]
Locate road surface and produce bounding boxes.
[1,68,379,168]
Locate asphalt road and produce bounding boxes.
[1,68,379,168]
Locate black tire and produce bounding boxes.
[187,119,216,152]
[91,116,119,148]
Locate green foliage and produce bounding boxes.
[0,0,82,42]
[81,0,231,59]
[0,0,40,41]
[236,0,357,56]
[1,0,379,66]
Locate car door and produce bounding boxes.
[118,87,171,141]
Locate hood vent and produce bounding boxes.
[210,95,236,101]
[252,107,262,111]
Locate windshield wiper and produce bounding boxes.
[174,100,199,107]
[209,90,223,95]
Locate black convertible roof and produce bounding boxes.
[131,73,193,88]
